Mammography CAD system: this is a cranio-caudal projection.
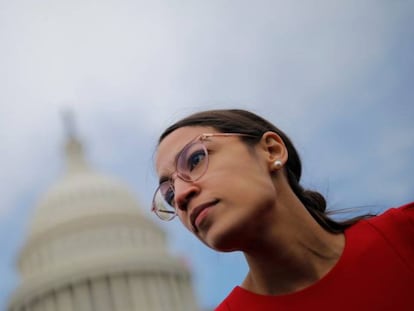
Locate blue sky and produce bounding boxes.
[0,1,413,310]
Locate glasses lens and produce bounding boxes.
[153,183,176,221]
[177,142,208,181]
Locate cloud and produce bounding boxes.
[0,0,413,309]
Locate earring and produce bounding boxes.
[274,160,282,169]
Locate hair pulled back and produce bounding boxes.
[159,109,361,233]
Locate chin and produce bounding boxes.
[197,211,250,251]
[201,230,243,253]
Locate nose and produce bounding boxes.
[174,178,200,211]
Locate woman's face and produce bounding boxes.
[155,126,279,252]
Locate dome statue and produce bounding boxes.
[8,114,199,311]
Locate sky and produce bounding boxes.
[1,0,413,310]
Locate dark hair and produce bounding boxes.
[159,109,371,233]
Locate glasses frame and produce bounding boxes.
[152,132,257,221]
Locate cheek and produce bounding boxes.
[222,166,275,202]
[206,168,277,226]
[177,210,193,232]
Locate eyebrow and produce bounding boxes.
[158,157,177,184]
[157,133,206,185]
[158,175,169,185]
[157,142,188,184]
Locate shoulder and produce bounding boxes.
[363,202,414,268]
[214,300,229,311]
[396,201,414,220]
[214,289,233,311]
[214,287,240,311]
[214,287,256,311]
[348,202,414,236]
[366,202,414,230]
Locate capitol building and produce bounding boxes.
[7,120,199,311]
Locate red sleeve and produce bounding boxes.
[401,202,414,227]
[214,301,230,311]
[367,202,414,272]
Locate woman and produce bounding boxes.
[151,109,414,310]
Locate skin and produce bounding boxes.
[155,125,345,296]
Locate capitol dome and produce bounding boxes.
[8,122,199,311]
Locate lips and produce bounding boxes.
[190,199,219,231]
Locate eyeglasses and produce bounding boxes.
[152,133,256,221]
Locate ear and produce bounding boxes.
[258,131,288,171]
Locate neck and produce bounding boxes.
[241,198,345,295]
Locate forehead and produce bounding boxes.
[155,126,218,175]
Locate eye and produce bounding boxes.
[160,182,175,207]
[164,186,175,206]
[186,149,206,171]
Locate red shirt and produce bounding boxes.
[215,203,414,310]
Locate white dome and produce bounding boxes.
[29,170,145,239]
[9,124,199,311]
[19,134,168,278]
